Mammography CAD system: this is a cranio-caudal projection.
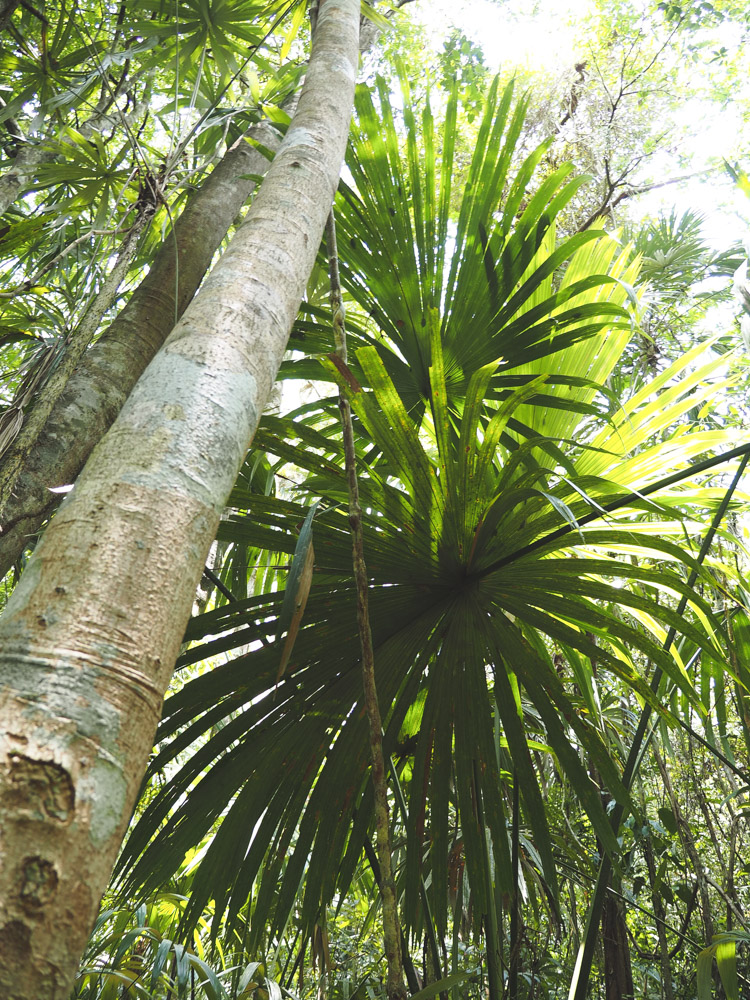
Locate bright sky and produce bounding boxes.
[416,0,591,72]
[412,0,750,250]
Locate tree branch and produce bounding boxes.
[576,168,715,233]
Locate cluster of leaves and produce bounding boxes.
[437,30,489,122]
[606,208,745,395]
[73,891,280,1000]
[109,67,750,1000]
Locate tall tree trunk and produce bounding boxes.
[0,3,359,996]
[601,893,635,1000]
[638,784,675,1000]
[588,758,635,1000]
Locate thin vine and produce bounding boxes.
[325,207,408,1000]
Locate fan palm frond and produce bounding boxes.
[284,72,635,417]
[116,71,742,961]
[118,333,737,947]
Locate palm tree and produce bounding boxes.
[117,73,742,997]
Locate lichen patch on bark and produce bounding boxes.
[4,755,74,824]
[19,856,59,909]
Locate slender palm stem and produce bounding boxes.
[325,210,407,1000]
[361,834,422,995]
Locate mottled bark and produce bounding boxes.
[0,120,285,576]
[0,2,359,995]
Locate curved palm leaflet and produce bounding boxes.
[117,74,739,951]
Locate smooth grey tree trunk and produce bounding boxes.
[0,2,359,995]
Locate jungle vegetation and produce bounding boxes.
[1,1,750,998]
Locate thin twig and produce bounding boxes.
[576,168,715,233]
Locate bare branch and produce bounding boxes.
[577,168,716,233]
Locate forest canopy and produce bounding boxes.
[1,1,750,999]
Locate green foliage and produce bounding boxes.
[2,3,750,998]
[73,892,281,1000]
[114,75,745,1000]
[438,30,489,122]
[634,209,742,300]
[698,933,742,1000]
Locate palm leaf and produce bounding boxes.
[119,342,738,945]
[332,71,634,408]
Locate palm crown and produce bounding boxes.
[117,72,740,960]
